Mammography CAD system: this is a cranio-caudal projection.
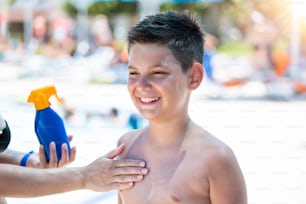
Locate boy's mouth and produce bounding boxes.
[139,97,160,103]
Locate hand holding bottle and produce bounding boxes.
[25,135,77,168]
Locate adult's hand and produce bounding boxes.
[27,135,76,168]
[81,144,148,191]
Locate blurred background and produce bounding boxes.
[0,0,306,203]
[0,0,306,98]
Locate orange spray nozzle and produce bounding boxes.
[27,85,62,110]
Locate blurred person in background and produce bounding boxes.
[292,45,306,96]
[203,33,218,82]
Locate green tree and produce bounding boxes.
[62,1,137,17]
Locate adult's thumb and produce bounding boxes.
[106,144,125,159]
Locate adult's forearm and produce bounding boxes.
[0,149,23,165]
[0,164,83,197]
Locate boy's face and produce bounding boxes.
[127,43,191,121]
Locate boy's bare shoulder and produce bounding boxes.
[118,128,144,147]
[188,122,238,171]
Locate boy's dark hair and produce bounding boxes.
[127,10,205,73]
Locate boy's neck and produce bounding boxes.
[146,117,191,146]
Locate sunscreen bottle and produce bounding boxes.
[27,85,71,162]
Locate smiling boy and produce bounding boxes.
[117,10,247,204]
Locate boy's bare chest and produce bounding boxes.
[120,148,210,204]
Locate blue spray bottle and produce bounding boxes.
[27,85,71,162]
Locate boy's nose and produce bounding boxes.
[137,76,152,91]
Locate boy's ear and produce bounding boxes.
[188,62,204,90]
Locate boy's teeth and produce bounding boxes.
[140,97,159,103]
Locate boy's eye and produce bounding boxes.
[153,71,167,75]
[128,71,139,76]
